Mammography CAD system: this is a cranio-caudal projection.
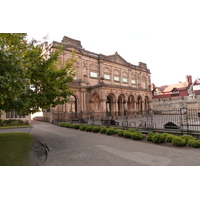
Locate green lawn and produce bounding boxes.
[0,132,33,166]
[0,125,31,129]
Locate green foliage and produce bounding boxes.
[79,125,87,131]
[69,124,75,128]
[146,132,155,141]
[172,137,187,147]
[180,135,194,143]
[59,122,66,127]
[85,125,93,132]
[152,134,166,144]
[0,33,76,115]
[166,134,177,142]
[188,139,200,148]
[74,124,81,129]
[123,131,132,138]
[131,132,143,140]
[100,127,107,134]
[116,129,124,137]
[106,128,116,135]
[1,119,29,127]
[92,126,101,133]
[127,128,136,132]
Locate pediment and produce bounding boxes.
[106,52,130,66]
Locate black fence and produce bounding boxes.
[52,108,200,134]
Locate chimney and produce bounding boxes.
[185,75,192,86]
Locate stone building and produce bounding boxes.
[44,36,152,120]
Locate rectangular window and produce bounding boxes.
[104,74,110,80]
[114,76,119,81]
[90,72,98,78]
[123,78,128,83]
[131,80,136,84]
[6,111,25,118]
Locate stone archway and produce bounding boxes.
[93,94,100,112]
[144,96,150,111]
[65,95,77,113]
[118,94,126,116]
[106,93,116,113]
[137,96,143,113]
[127,95,135,113]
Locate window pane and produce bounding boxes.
[104,74,110,80]
[90,72,98,77]
[114,76,119,81]
[131,80,136,84]
[123,78,128,83]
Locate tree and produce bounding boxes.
[0,33,76,115]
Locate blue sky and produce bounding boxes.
[2,0,200,86]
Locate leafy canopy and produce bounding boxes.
[0,33,76,115]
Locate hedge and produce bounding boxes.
[131,132,143,140]
[188,139,200,148]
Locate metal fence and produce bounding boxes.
[51,108,200,134]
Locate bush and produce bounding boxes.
[69,124,75,128]
[152,134,166,144]
[146,132,155,141]
[172,137,187,147]
[188,139,200,148]
[85,125,93,132]
[106,128,116,135]
[116,129,124,137]
[59,122,66,127]
[100,127,107,134]
[74,124,81,129]
[166,134,177,143]
[80,125,87,131]
[127,128,136,132]
[131,132,143,140]
[180,135,194,143]
[92,126,101,133]
[123,131,132,138]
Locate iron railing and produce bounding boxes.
[51,108,200,134]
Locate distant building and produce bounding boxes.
[152,75,200,110]
[152,75,192,100]
[44,36,152,121]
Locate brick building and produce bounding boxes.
[44,36,152,121]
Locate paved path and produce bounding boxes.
[28,121,200,166]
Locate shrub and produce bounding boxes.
[152,134,166,144]
[131,132,143,140]
[80,125,87,131]
[180,135,194,143]
[123,131,132,138]
[166,134,177,143]
[106,128,116,135]
[100,127,107,134]
[69,124,75,128]
[85,125,93,132]
[64,123,71,128]
[74,124,81,129]
[146,132,155,141]
[127,128,136,133]
[59,122,66,127]
[92,126,101,133]
[116,129,124,137]
[172,137,187,147]
[188,139,200,148]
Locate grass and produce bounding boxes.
[0,132,34,166]
[0,125,31,129]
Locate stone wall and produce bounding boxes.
[153,96,200,110]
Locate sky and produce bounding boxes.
[2,0,200,87]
